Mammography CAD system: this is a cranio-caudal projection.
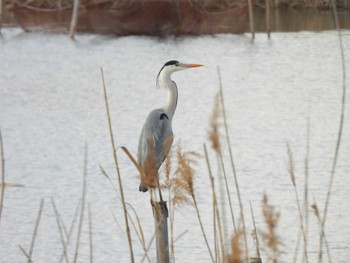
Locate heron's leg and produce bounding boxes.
[156,173,164,203]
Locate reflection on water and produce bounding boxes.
[2,7,350,33]
[254,8,350,32]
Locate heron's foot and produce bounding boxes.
[139,182,148,192]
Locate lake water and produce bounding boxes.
[0,28,349,262]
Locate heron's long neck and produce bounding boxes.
[159,73,178,121]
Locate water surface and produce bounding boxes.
[0,28,349,262]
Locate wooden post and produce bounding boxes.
[0,0,3,33]
[69,0,80,39]
[152,201,169,263]
[248,0,255,42]
[266,0,271,38]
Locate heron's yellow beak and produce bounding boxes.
[185,63,204,68]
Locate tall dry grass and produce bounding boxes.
[256,0,350,9]
[172,145,215,262]
[0,130,5,224]
[261,194,282,263]
[100,68,135,263]
[217,66,249,261]
[286,143,308,262]
[319,0,347,260]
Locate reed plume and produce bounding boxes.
[226,229,244,263]
[312,201,332,262]
[209,93,222,153]
[209,93,237,234]
[261,194,282,263]
[172,146,199,206]
[172,145,214,262]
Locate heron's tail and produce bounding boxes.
[139,182,148,192]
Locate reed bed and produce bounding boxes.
[5,0,350,9]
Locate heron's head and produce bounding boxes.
[156,60,203,88]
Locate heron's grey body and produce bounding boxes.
[137,60,202,192]
[137,109,173,192]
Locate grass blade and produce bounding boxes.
[204,144,225,262]
[287,143,308,262]
[126,203,152,263]
[217,66,248,260]
[28,198,45,263]
[0,129,5,223]
[249,201,261,259]
[319,1,347,262]
[88,203,93,263]
[72,144,88,263]
[50,197,69,263]
[19,245,34,263]
[59,199,81,263]
[100,68,134,263]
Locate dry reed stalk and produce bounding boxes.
[292,111,312,263]
[110,209,123,234]
[19,245,33,263]
[286,143,308,263]
[50,197,69,263]
[204,144,225,262]
[0,0,3,33]
[319,1,347,262]
[217,66,248,261]
[311,202,332,263]
[141,232,156,263]
[100,68,134,263]
[172,145,214,262]
[261,194,282,263]
[73,144,88,263]
[209,93,237,234]
[249,202,261,260]
[69,0,80,39]
[162,143,176,263]
[226,230,244,263]
[28,198,45,263]
[126,203,152,263]
[101,150,152,263]
[59,199,81,263]
[0,130,5,224]
[303,110,311,261]
[119,146,168,262]
[265,0,271,38]
[88,203,93,263]
[248,0,255,41]
[213,202,218,263]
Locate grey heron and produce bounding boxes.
[137,60,203,192]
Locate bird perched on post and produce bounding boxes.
[137,60,203,192]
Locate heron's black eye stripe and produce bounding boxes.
[164,60,179,67]
[160,113,169,120]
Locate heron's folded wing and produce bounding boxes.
[137,109,172,169]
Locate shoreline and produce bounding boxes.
[1,1,349,35]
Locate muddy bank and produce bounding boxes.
[1,0,349,34]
